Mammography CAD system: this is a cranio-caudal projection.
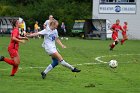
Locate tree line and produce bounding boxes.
[0,0,92,33]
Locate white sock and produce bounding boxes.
[60,60,74,70]
[44,64,53,74]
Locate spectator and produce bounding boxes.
[20,20,26,37]
[26,26,31,34]
[34,21,40,38]
[34,21,39,32]
[61,22,68,40]
[43,15,54,29]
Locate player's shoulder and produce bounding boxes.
[111,24,116,27]
[44,20,49,24]
[12,28,18,32]
[11,28,18,35]
[45,20,49,23]
[111,24,116,28]
[123,24,127,27]
[113,24,116,26]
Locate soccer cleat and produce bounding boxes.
[0,56,4,61]
[10,74,15,76]
[110,48,113,51]
[72,68,81,72]
[121,41,124,45]
[41,71,46,79]
[109,44,114,51]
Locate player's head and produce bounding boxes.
[116,19,120,25]
[49,15,54,20]
[62,21,64,24]
[124,22,128,25]
[36,21,38,24]
[50,19,59,30]
[12,19,19,28]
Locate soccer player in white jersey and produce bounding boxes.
[28,19,81,79]
[43,15,54,29]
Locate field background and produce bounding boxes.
[0,37,140,93]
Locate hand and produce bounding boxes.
[24,37,29,41]
[26,34,32,37]
[62,45,66,48]
[20,40,25,43]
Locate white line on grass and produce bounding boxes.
[94,54,140,64]
[75,54,140,66]
[0,54,140,70]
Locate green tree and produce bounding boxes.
[0,0,92,33]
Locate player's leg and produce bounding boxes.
[0,50,20,76]
[121,34,127,45]
[0,56,15,65]
[10,54,20,76]
[41,57,59,79]
[0,49,16,65]
[110,35,118,50]
[121,35,125,45]
[51,52,81,72]
[41,49,81,79]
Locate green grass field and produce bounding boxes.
[0,37,140,93]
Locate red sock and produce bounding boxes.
[11,66,18,76]
[4,58,15,66]
[111,44,115,49]
[121,39,125,44]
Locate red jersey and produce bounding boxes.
[8,28,20,50]
[111,24,123,37]
[122,24,127,35]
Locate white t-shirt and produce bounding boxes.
[44,20,50,27]
[38,26,59,50]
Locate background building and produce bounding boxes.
[93,0,139,39]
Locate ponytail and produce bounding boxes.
[12,19,18,29]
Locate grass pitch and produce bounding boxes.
[0,37,140,93]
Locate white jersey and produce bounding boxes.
[38,26,59,54]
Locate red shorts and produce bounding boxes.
[8,48,18,58]
[112,34,118,41]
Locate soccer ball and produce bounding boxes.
[109,60,118,68]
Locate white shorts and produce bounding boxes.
[45,47,57,55]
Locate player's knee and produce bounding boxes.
[51,58,58,68]
[115,41,118,45]
[14,60,20,66]
[14,62,20,66]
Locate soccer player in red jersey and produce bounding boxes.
[0,19,28,76]
[121,22,128,45]
[110,19,124,50]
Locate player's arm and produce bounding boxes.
[19,36,29,40]
[126,26,128,31]
[43,20,47,29]
[110,25,115,32]
[120,26,124,32]
[110,28,114,32]
[12,36,25,43]
[56,38,66,48]
[43,24,46,29]
[27,33,40,37]
[27,29,46,37]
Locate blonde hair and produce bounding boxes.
[50,19,58,27]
